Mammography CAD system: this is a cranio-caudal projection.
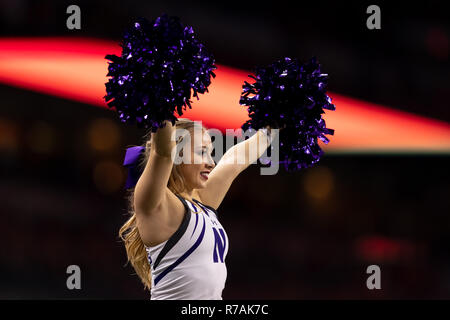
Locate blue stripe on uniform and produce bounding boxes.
[146,249,153,265]
[188,201,199,239]
[154,214,206,286]
[190,213,199,239]
[190,201,198,213]
[196,202,210,217]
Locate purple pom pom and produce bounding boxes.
[104,14,216,132]
[239,56,335,171]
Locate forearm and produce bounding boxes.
[223,126,276,169]
[151,120,176,158]
[135,121,176,213]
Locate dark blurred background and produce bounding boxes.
[0,0,449,299]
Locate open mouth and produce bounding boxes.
[200,171,209,180]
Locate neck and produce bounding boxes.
[179,189,195,201]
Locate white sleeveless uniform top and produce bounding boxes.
[145,194,229,300]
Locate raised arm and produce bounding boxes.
[225,126,278,174]
[133,120,176,215]
[197,126,278,210]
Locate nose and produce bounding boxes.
[205,154,215,169]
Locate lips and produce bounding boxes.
[200,171,210,180]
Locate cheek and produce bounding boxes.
[193,166,204,180]
[192,153,204,164]
[182,165,202,181]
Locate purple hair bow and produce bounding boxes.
[123,146,146,189]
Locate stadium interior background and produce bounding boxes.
[0,0,449,299]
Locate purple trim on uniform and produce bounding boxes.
[190,213,199,239]
[147,252,153,265]
[193,200,210,217]
[154,214,206,286]
[190,201,198,213]
[187,200,199,239]
[192,198,219,218]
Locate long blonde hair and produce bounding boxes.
[118,118,207,291]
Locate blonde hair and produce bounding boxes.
[118,118,207,291]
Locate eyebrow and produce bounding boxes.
[197,146,212,151]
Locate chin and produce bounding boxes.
[196,179,207,188]
[197,182,207,189]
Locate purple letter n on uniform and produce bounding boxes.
[212,227,226,263]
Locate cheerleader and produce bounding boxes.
[108,14,333,301]
[119,118,277,299]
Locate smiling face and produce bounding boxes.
[178,129,215,191]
